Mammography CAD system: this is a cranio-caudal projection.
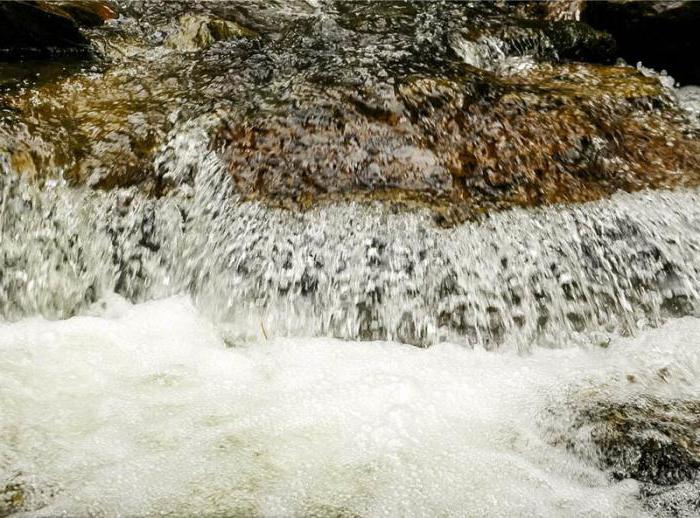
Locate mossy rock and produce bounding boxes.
[575,397,699,485]
[546,392,699,516]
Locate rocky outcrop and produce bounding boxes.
[48,1,117,27]
[582,0,700,85]
[165,14,256,52]
[1,1,699,224]
[0,1,89,57]
[574,397,699,485]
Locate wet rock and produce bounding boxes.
[214,58,699,222]
[0,474,57,517]
[547,394,700,516]
[0,0,698,223]
[49,1,118,28]
[582,0,700,85]
[0,57,187,192]
[641,480,700,518]
[676,85,700,131]
[543,0,585,21]
[455,18,616,66]
[0,478,26,516]
[576,397,699,485]
[165,14,256,52]
[217,100,451,208]
[0,1,90,57]
[537,20,616,63]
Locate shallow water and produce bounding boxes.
[1,295,697,517]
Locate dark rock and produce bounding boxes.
[545,0,586,21]
[578,397,699,485]
[49,1,118,28]
[538,20,616,63]
[0,1,89,57]
[546,394,700,516]
[582,0,700,85]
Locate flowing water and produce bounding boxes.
[0,295,697,517]
[2,128,700,349]
[1,124,699,516]
[1,1,699,516]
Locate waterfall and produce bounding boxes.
[2,122,699,349]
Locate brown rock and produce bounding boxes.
[45,1,118,27]
[165,14,257,52]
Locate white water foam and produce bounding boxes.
[1,295,697,516]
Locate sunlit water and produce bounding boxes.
[1,107,699,517]
[0,295,697,517]
[2,121,700,349]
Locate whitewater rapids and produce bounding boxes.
[1,295,697,517]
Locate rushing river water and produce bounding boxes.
[1,142,699,515]
[2,128,700,349]
[0,295,698,517]
[1,1,699,516]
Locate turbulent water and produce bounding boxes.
[1,129,700,515]
[2,127,700,349]
[0,295,698,517]
[1,1,700,516]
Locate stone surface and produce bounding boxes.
[0,1,90,57]
[546,391,700,516]
[0,0,698,224]
[42,1,118,27]
[165,14,256,52]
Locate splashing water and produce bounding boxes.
[1,122,699,349]
[0,295,698,517]
[1,110,699,517]
[1,1,699,515]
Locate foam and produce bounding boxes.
[2,295,697,516]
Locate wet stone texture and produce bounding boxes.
[0,1,116,56]
[546,390,700,517]
[0,0,699,222]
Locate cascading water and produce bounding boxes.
[2,117,699,517]
[2,123,699,348]
[1,1,699,517]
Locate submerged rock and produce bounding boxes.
[0,478,25,517]
[0,473,57,517]
[165,14,256,52]
[546,393,700,516]
[576,397,698,485]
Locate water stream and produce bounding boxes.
[1,124,699,516]
[1,1,699,516]
[0,295,697,517]
[2,128,700,349]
